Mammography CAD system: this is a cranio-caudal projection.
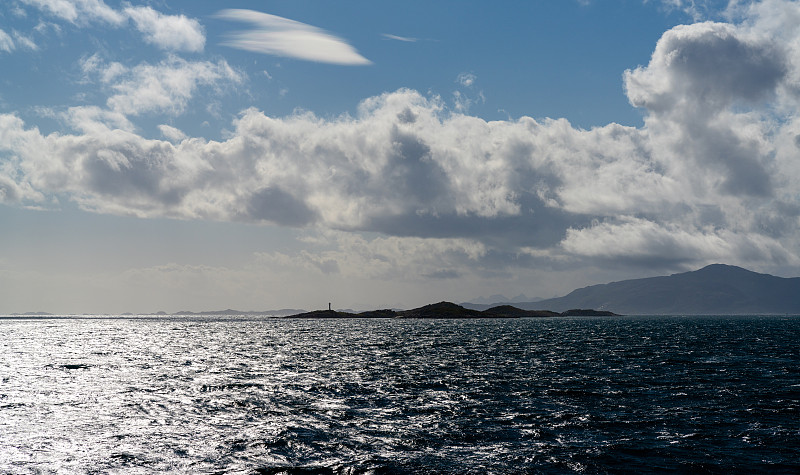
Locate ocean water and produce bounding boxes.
[1,315,798,474]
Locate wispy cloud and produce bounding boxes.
[0,29,39,53]
[216,9,371,66]
[19,0,125,26]
[17,1,207,53]
[457,72,477,87]
[0,29,14,53]
[12,30,37,50]
[382,33,418,42]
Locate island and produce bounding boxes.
[285,301,619,319]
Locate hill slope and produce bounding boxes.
[515,264,800,315]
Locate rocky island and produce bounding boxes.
[286,301,619,319]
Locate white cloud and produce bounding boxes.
[453,73,484,112]
[624,20,786,201]
[80,55,244,118]
[124,5,205,53]
[457,72,477,88]
[655,0,725,20]
[561,217,798,266]
[3,0,800,277]
[19,1,206,53]
[0,29,14,53]
[624,22,785,113]
[216,9,371,65]
[12,30,37,50]
[1,71,797,271]
[62,105,134,133]
[158,124,187,143]
[20,0,124,25]
[382,33,418,42]
[107,57,242,117]
[0,171,42,204]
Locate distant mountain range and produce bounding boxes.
[14,264,796,317]
[465,264,800,315]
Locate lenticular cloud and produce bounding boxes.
[2,2,800,270]
[216,9,371,66]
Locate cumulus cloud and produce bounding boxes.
[3,0,800,278]
[624,20,787,201]
[624,22,786,112]
[216,9,371,65]
[0,172,42,204]
[158,124,187,142]
[124,5,205,53]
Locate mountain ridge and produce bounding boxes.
[473,264,800,315]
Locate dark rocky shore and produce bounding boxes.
[287,301,619,319]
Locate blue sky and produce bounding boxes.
[2,0,799,313]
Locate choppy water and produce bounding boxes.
[1,315,799,474]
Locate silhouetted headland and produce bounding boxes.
[286,301,619,319]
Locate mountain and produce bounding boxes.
[514,264,800,315]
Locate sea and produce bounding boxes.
[0,314,798,474]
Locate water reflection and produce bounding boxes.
[0,316,798,473]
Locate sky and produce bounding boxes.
[2,0,800,314]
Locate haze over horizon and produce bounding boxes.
[3,0,800,314]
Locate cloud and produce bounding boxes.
[0,172,42,204]
[158,124,187,142]
[625,22,786,112]
[124,5,205,53]
[257,231,486,281]
[80,55,244,118]
[624,20,786,199]
[245,187,318,226]
[18,1,206,53]
[457,73,477,88]
[0,29,14,53]
[560,217,798,266]
[12,30,37,50]
[382,33,418,42]
[655,0,727,21]
[216,9,371,65]
[61,105,134,133]
[20,0,124,25]
[3,0,800,277]
[453,73,484,112]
